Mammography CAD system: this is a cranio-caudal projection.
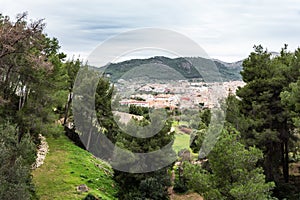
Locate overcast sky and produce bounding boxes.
[2,0,300,62]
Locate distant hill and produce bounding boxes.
[92,56,243,82]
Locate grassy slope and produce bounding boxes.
[32,135,117,200]
[172,121,198,159]
[173,133,190,153]
[31,123,198,199]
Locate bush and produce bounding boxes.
[0,123,37,200]
[183,128,275,200]
[43,124,64,138]
[173,178,188,193]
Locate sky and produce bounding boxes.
[2,0,300,63]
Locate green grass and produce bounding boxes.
[172,123,198,159]
[172,121,191,153]
[173,133,190,153]
[172,132,202,161]
[32,134,117,200]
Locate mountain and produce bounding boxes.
[93,56,243,82]
[212,59,244,68]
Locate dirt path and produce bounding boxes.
[169,187,203,200]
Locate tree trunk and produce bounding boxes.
[283,140,289,183]
[264,143,275,182]
[280,127,289,183]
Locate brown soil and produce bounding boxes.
[169,187,203,200]
[170,192,203,200]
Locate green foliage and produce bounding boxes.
[42,124,65,138]
[100,56,242,82]
[183,164,222,200]
[61,59,81,124]
[112,118,175,199]
[0,12,69,140]
[114,169,171,200]
[173,178,188,194]
[139,177,170,199]
[0,13,69,199]
[0,123,37,200]
[199,108,211,127]
[281,79,300,128]
[183,127,275,200]
[129,104,150,119]
[235,45,299,185]
[189,109,211,153]
[93,77,175,199]
[190,129,206,153]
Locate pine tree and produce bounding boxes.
[0,123,37,200]
[183,126,275,200]
[235,45,295,183]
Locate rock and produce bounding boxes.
[77,184,89,192]
[32,134,49,169]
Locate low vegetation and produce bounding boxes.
[32,134,117,200]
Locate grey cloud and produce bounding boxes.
[1,0,300,62]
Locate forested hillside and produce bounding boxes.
[99,56,242,82]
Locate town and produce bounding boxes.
[115,80,245,110]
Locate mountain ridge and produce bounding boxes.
[92,56,243,82]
